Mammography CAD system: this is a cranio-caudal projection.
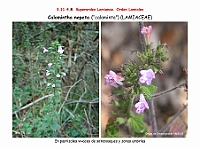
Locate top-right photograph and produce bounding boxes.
[101,22,188,138]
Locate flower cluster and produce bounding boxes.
[104,70,124,87]
[104,68,155,114]
[43,45,66,88]
[104,26,157,115]
[135,68,155,114]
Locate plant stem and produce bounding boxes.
[129,95,135,116]
[138,22,146,52]
[139,22,158,137]
[12,94,54,115]
[147,99,158,137]
[152,82,187,99]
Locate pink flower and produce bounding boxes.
[58,46,64,54]
[139,69,155,85]
[46,70,50,76]
[135,94,149,114]
[48,63,53,68]
[56,74,60,78]
[43,47,48,53]
[104,70,124,87]
[141,25,152,45]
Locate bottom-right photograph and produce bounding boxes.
[101,22,188,138]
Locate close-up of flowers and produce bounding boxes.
[135,94,149,114]
[139,69,155,85]
[101,23,188,139]
[104,70,124,87]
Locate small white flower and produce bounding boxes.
[43,47,48,53]
[52,84,55,87]
[58,46,64,54]
[56,74,60,78]
[46,70,50,76]
[62,72,66,76]
[48,63,53,68]
[47,83,51,86]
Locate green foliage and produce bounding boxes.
[12,22,99,138]
[115,117,126,124]
[127,114,147,136]
[66,115,89,137]
[105,119,120,138]
[105,40,169,137]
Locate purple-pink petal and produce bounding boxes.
[109,70,116,77]
[104,70,124,87]
[140,70,147,75]
[139,69,155,85]
[140,94,149,109]
[135,94,149,114]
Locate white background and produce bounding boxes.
[0,0,200,150]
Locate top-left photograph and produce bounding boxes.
[12,22,99,138]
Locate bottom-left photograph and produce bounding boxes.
[12,22,99,138]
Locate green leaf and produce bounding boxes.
[147,85,157,95]
[125,68,132,74]
[55,97,60,103]
[26,127,33,133]
[56,80,61,84]
[153,67,159,73]
[50,123,61,131]
[43,114,51,121]
[111,109,121,115]
[71,130,79,137]
[127,116,146,133]
[140,86,151,99]
[112,100,120,107]
[27,112,33,117]
[115,117,125,125]
[24,122,30,128]
[161,56,168,62]
[81,128,87,135]
[129,75,138,82]
[105,121,119,137]
[112,89,123,96]
[33,117,42,123]
[140,85,157,99]
[75,117,82,122]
